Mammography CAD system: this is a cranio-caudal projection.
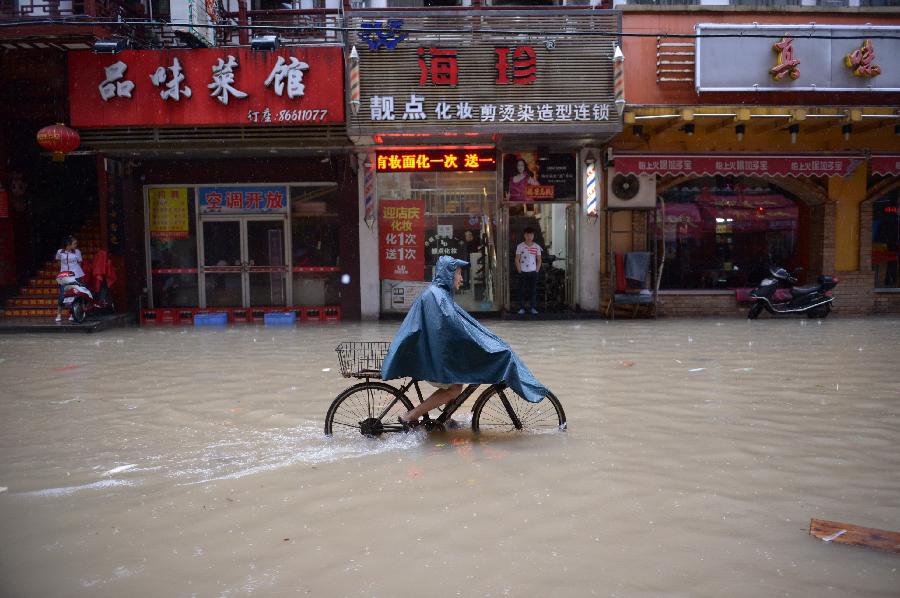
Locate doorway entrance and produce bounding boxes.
[507,202,577,312]
[199,217,289,308]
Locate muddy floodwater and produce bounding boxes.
[1,318,898,597]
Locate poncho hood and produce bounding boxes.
[432,256,469,295]
[380,255,548,403]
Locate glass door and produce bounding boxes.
[246,218,288,307]
[201,219,243,307]
[200,217,289,308]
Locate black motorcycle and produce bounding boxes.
[748,266,839,319]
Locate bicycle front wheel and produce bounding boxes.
[471,386,566,433]
[324,381,414,438]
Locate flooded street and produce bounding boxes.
[1,318,898,597]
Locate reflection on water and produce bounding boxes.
[0,319,898,597]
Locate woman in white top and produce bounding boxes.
[55,235,84,322]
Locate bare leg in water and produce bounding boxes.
[400,384,464,423]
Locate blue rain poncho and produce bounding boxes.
[380,255,549,403]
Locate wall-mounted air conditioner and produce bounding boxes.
[606,169,657,209]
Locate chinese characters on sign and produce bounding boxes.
[375,150,496,173]
[69,48,344,127]
[770,36,801,81]
[99,61,135,101]
[150,58,192,101]
[379,200,425,281]
[615,155,861,178]
[416,46,537,87]
[208,55,247,105]
[494,47,537,85]
[370,98,611,123]
[264,56,310,98]
[845,40,882,78]
[198,186,288,214]
[149,188,190,240]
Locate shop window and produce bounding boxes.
[149,188,199,307]
[654,177,800,290]
[378,170,498,313]
[291,184,341,306]
[872,190,899,289]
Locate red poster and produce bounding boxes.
[68,47,344,128]
[379,200,425,281]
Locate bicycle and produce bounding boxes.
[324,341,567,438]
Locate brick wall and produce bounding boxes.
[874,292,900,314]
[656,293,746,318]
[832,271,873,314]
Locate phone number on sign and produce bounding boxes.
[278,109,329,123]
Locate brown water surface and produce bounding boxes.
[0,318,898,597]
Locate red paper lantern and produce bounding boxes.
[37,123,80,162]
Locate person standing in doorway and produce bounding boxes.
[55,235,84,322]
[515,227,542,315]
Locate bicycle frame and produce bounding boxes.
[375,379,520,433]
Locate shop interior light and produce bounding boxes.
[735,124,745,142]
[250,35,280,51]
[682,124,695,136]
[93,38,127,54]
[632,125,643,137]
[789,124,799,145]
[842,124,852,141]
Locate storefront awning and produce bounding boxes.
[614,154,865,178]
[870,155,900,176]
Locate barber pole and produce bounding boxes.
[348,46,360,116]
[363,152,376,229]
[584,152,598,219]
[613,46,625,116]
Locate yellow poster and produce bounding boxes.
[149,188,189,239]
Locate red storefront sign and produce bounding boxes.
[379,200,425,281]
[870,155,900,176]
[615,154,864,178]
[68,47,344,128]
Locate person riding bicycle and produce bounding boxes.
[381,255,549,428]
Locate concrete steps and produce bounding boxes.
[1,222,102,319]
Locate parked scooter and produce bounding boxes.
[748,266,838,319]
[56,271,115,323]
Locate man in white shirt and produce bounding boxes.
[55,235,84,322]
[514,227,542,315]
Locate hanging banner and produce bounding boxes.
[68,47,345,128]
[379,199,425,281]
[615,154,864,178]
[870,155,900,176]
[198,186,288,214]
[503,151,576,202]
[149,188,190,239]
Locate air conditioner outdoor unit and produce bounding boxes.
[606,169,657,210]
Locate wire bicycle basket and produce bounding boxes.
[335,341,391,379]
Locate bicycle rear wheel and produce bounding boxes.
[471,386,566,433]
[324,381,414,438]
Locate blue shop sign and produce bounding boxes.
[199,186,289,214]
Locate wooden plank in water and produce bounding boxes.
[809,518,900,555]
